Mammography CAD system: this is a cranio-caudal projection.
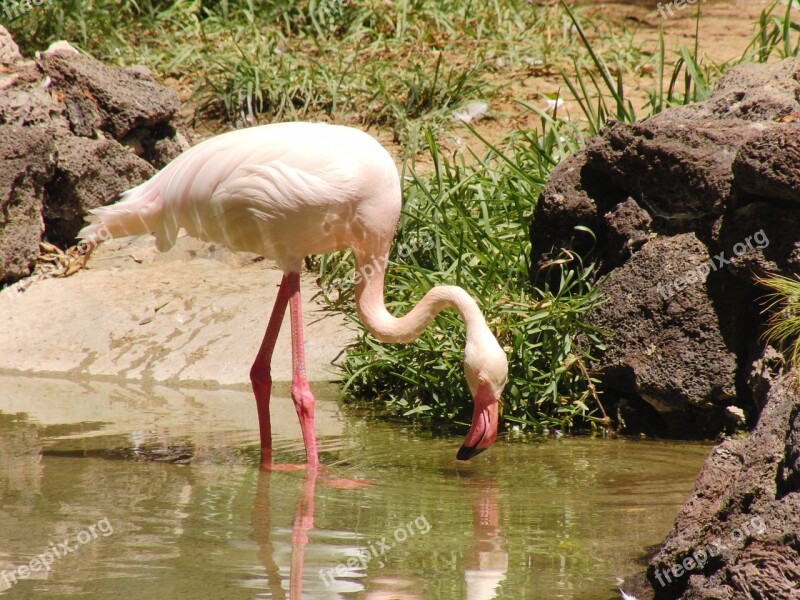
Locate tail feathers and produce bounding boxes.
[78,182,176,252]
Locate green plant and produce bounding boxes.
[747,0,800,62]
[5,0,661,146]
[558,1,636,134]
[559,0,718,128]
[760,274,800,375]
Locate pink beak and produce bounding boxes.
[457,384,499,461]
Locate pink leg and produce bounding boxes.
[286,272,319,466]
[251,274,292,467]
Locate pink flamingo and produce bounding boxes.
[79,122,508,467]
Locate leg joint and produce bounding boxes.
[250,361,272,385]
[290,380,315,407]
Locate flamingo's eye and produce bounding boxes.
[478,376,487,386]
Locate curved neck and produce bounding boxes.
[354,252,488,343]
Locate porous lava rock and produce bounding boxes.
[0,27,187,284]
[530,58,800,436]
[646,357,800,599]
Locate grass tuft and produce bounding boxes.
[747,0,800,61]
[760,274,800,377]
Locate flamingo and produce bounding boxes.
[78,122,508,467]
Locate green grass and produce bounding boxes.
[749,0,800,61]
[315,0,800,433]
[5,0,675,145]
[760,274,800,377]
[5,1,501,143]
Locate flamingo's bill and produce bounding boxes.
[457,384,499,461]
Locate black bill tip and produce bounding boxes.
[456,444,486,461]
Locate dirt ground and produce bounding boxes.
[589,0,770,63]
[421,0,776,161]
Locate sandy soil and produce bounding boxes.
[0,236,352,387]
[459,0,775,159]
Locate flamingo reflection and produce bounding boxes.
[251,466,318,599]
[465,479,508,600]
[250,469,508,599]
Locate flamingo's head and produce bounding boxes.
[457,328,508,461]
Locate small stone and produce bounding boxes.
[452,101,488,124]
[725,405,746,425]
[0,26,22,66]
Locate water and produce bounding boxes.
[0,376,711,599]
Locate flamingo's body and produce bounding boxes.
[79,122,508,466]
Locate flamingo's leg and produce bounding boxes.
[286,271,319,466]
[250,471,284,598]
[251,273,292,467]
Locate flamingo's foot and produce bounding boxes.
[259,449,318,473]
[320,475,370,490]
[258,453,369,488]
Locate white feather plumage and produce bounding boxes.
[80,122,400,270]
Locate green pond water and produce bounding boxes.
[0,376,711,599]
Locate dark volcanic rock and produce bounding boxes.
[733,124,800,204]
[748,345,785,411]
[586,234,738,435]
[0,125,54,284]
[706,59,800,122]
[529,56,800,600]
[0,26,21,66]
[0,78,61,127]
[531,58,800,434]
[45,136,155,247]
[529,152,603,270]
[647,369,800,599]
[38,46,180,139]
[585,118,749,222]
[603,197,653,265]
[711,203,800,281]
[0,27,187,283]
